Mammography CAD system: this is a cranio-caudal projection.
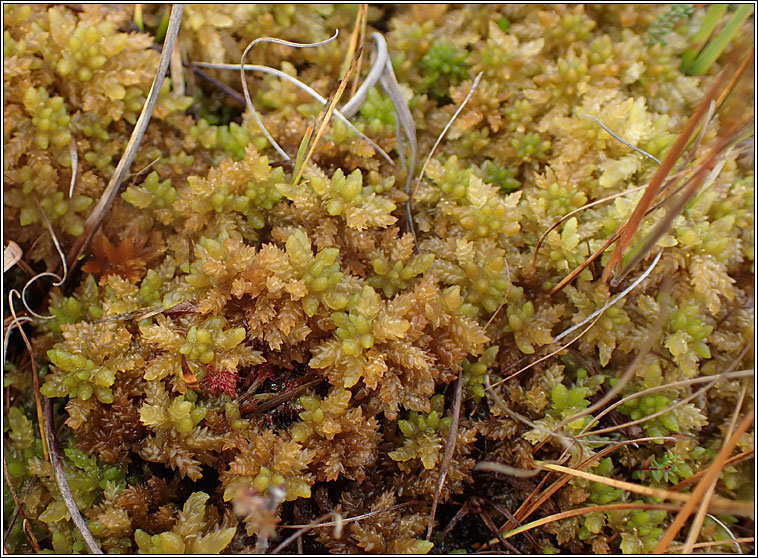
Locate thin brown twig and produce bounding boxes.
[489,436,675,544]
[343,4,368,100]
[478,506,521,554]
[541,462,752,515]
[245,375,323,415]
[532,184,646,270]
[427,370,464,540]
[412,72,484,200]
[488,310,605,390]
[550,276,668,447]
[671,450,754,492]
[239,31,339,163]
[576,370,751,438]
[2,457,40,552]
[272,512,333,554]
[487,500,539,552]
[278,500,424,529]
[611,113,753,287]
[293,46,363,186]
[7,291,48,461]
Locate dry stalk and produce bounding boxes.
[426,371,464,540]
[238,31,339,163]
[652,410,754,552]
[274,501,423,553]
[42,398,102,553]
[412,72,484,200]
[65,4,184,282]
[602,68,728,282]
[2,458,39,552]
[293,47,363,186]
[681,384,748,553]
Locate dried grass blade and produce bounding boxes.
[552,273,667,444]
[376,39,419,243]
[670,537,754,553]
[195,60,393,165]
[703,515,744,554]
[22,200,67,320]
[542,463,693,504]
[479,507,521,554]
[426,371,464,540]
[554,250,662,344]
[550,227,622,295]
[3,477,38,551]
[341,4,368,99]
[714,46,754,110]
[611,114,752,287]
[502,502,682,542]
[413,72,483,199]
[671,450,754,492]
[652,410,754,553]
[239,30,339,163]
[681,384,747,554]
[4,241,23,273]
[532,184,645,269]
[249,375,323,415]
[601,68,728,283]
[293,47,362,186]
[272,512,333,554]
[490,437,684,544]
[42,398,103,554]
[65,4,184,281]
[335,31,388,118]
[169,38,184,97]
[579,113,661,164]
[67,138,78,198]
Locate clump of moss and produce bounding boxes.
[3,4,753,555]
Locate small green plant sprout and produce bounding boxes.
[648,4,694,46]
[477,160,521,193]
[462,345,499,401]
[389,394,453,469]
[525,368,605,444]
[134,492,236,554]
[420,39,470,100]
[632,449,694,485]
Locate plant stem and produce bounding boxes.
[686,4,753,75]
[681,4,728,71]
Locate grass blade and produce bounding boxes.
[601,68,727,283]
[687,4,754,76]
[194,60,394,166]
[681,4,728,71]
[239,31,339,163]
[292,47,363,186]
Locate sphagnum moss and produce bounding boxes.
[3,4,753,555]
